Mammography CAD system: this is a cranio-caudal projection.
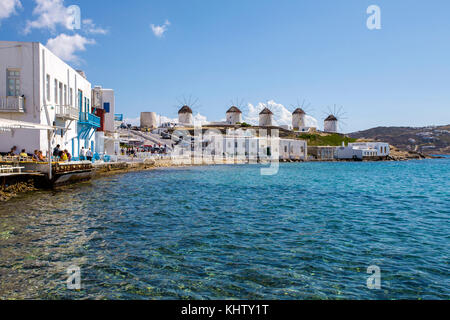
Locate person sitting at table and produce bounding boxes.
[19,149,28,158]
[38,151,46,162]
[60,150,68,162]
[64,150,72,162]
[9,146,17,156]
[32,150,40,162]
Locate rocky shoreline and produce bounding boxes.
[0,179,37,202]
[388,145,434,161]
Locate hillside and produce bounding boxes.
[348,125,450,155]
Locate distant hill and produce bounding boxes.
[348,125,450,155]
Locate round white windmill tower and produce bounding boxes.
[292,108,306,130]
[178,105,193,125]
[324,114,338,133]
[259,108,273,127]
[226,106,242,125]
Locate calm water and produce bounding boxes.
[0,159,449,300]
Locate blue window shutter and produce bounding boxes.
[104,102,110,113]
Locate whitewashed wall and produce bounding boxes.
[0,41,93,157]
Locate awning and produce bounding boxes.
[0,118,64,130]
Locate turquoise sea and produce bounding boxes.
[0,158,449,299]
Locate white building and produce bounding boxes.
[226,106,242,125]
[204,134,307,161]
[324,115,338,133]
[279,139,307,160]
[0,41,98,158]
[92,87,119,156]
[336,142,390,160]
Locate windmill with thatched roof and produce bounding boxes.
[178,105,193,125]
[226,106,242,125]
[290,99,313,131]
[175,95,199,126]
[292,108,307,130]
[259,107,273,127]
[323,105,346,133]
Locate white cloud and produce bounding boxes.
[25,0,107,35]
[46,33,95,63]
[150,20,170,38]
[82,19,108,35]
[0,0,22,22]
[243,100,319,128]
[193,113,209,125]
[24,0,74,33]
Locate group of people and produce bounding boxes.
[5,145,95,163]
[52,145,72,162]
[5,146,46,162]
[79,147,93,161]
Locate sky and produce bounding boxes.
[0,0,449,132]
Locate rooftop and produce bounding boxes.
[259,108,273,115]
[226,106,242,113]
[178,105,193,114]
[292,108,306,115]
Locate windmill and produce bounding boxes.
[290,98,314,130]
[322,104,347,133]
[173,95,201,126]
[226,98,245,125]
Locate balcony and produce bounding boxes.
[0,96,25,113]
[55,105,79,120]
[79,112,101,128]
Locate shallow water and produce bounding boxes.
[0,159,449,299]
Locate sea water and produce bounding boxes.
[0,159,448,299]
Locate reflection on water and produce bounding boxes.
[0,160,449,299]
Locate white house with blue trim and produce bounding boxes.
[0,41,99,159]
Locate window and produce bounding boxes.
[46,75,50,101]
[7,69,20,96]
[284,146,288,153]
[78,90,83,111]
[54,79,58,103]
[59,82,63,106]
[64,85,67,106]
[69,88,73,106]
[103,102,110,113]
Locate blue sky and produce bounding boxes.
[1,0,449,132]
